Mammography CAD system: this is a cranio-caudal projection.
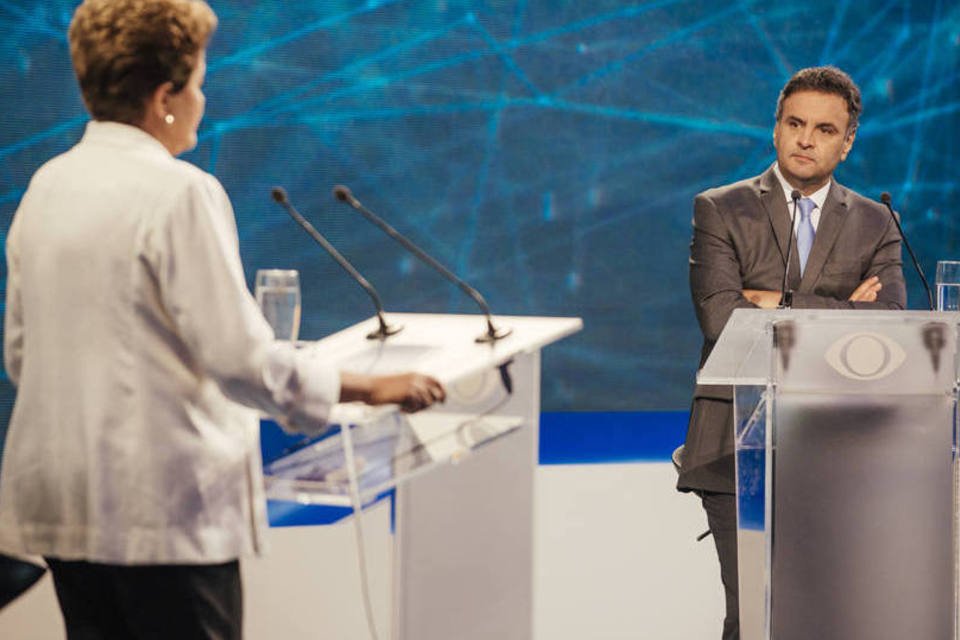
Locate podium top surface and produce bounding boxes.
[304,313,583,385]
[698,308,959,389]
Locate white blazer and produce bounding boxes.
[1,121,339,564]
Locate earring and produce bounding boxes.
[164,114,175,125]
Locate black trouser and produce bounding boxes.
[701,491,739,640]
[45,558,242,640]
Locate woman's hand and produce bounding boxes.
[340,372,446,412]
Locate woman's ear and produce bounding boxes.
[142,81,175,129]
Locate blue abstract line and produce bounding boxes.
[554,3,745,98]
[208,0,404,73]
[1,0,957,421]
[0,116,86,161]
[819,0,851,64]
[900,0,942,204]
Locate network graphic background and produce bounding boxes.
[0,1,958,432]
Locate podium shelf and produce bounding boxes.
[263,407,524,506]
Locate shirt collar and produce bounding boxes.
[773,162,831,211]
[80,120,173,159]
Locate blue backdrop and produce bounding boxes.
[1,1,958,437]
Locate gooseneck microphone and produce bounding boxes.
[271,187,402,340]
[779,189,802,309]
[332,184,512,344]
[880,192,934,310]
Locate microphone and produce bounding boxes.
[271,187,402,340]
[332,184,512,344]
[779,189,801,309]
[922,322,946,372]
[880,192,934,311]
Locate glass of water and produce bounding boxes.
[935,261,960,311]
[255,269,301,341]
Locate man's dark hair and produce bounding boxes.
[775,66,862,134]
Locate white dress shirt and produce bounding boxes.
[1,121,340,564]
[772,162,831,231]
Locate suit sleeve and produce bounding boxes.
[791,212,906,310]
[689,193,756,344]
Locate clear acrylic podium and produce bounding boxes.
[262,312,581,640]
[699,309,959,640]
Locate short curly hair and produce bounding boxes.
[775,66,862,134]
[68,0,217,125]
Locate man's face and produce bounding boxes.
[773,90,855,194]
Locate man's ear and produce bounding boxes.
[840,129,856,161]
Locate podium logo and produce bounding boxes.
[824,332,906,380]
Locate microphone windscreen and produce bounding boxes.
[332,185,352,203]
[880,192,892,204]
[271,186,288,204]
[790,189,801,201]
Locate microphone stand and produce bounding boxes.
[271,187,402,340]
[880,192,934,311]
[332,185,511,344]
[779,190,801,309]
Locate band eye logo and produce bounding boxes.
[824,332,906,380]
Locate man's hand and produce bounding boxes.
[742,289,782,309]
[848,275,881,302]
[743,275,882,308]
[340,372,446,413]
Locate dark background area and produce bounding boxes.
[1,1,957,442]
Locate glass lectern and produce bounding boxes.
[700,309,959,640]
[260,312,582,640]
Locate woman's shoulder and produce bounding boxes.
[126,149,228,206]
[169,157,229,202]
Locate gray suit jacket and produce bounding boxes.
[677,167,906,493]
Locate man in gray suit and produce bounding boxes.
[677,66,906,639]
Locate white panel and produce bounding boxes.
[0,462,726,639]
[534,463,724,640]
[243,501,393,640]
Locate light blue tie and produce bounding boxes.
[796,197,816,275]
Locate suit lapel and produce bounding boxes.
[799,182,849,291]
[758,168,801,288]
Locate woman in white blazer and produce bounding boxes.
[0,1,444,637]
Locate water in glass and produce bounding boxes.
[935,261,960,312]
[255,269,301,340]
